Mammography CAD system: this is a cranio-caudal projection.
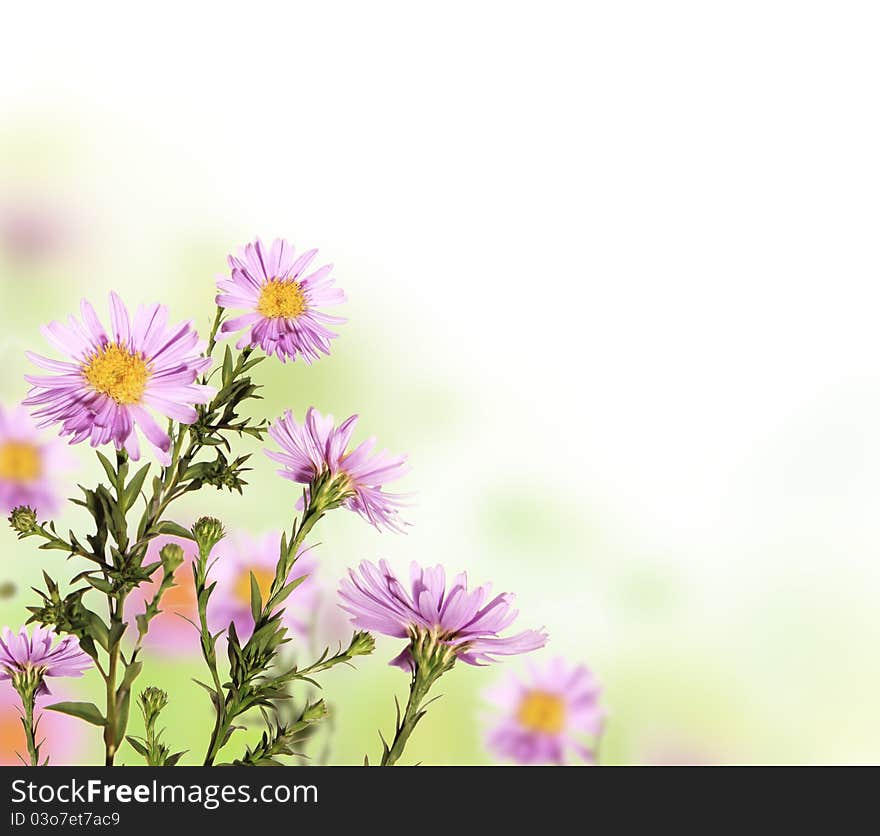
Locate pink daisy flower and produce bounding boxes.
[0,625,91,697]
[267,407,409,532]
[338,560,548,670]
[23,292,215,463]
[206,531,320,639]
[0,404,71,516]
[483,657,604,765]
[216,237,345,363]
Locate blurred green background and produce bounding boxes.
[3,4,880,765]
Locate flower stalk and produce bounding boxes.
[379,631,456,766]
[12,668,44,767]
[200,484,350,766]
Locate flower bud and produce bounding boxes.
[138,686,169,726]
[191,516,225,554]
[302,699,329,723]
[9,506,38,535]
[159,543,185,575]
[349,630,376,659]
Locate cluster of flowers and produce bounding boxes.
[0,238,603,766]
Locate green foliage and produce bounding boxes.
[8,302,397,769]
[227,701,329,766]
[46,701,106,727]
[126,686,186,766]
[10,337,269,766]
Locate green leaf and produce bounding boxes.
[108,620,127,647]
[165,751,186,767]
[126,736,148,757]
[84,612,110,651]
[222,346,234,386]
[120,660,143,692]
[96,452,118,488]
[46,701,105,727]
[267,575,308,611]
[122,463,151,512]
[239,355,265,374]
[154,521,195,540]
[114,689,131,747]
[249,571,262,622]
[85,576,113,594]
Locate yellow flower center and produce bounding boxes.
[233,566,276,606]
[0,441,42,483]
[257,279,307,319]
[82,343,150,405]
[517,691,566,734]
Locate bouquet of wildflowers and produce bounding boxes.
[0,237,602,766]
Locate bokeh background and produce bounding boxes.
[2,3,880,765]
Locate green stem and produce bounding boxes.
[194,556,225,764]
[103,634,121,766]
[20,688,40,767]
[379,633,456,766]
[205,305,224,362]
[381,668,435,766]
[202,503,325,767]
[196,583,224,700]
[203,714,226,767]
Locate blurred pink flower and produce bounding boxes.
[483,657,604,765]
[0,404,71,517]
[0,199,71,264]
[129,536,200,657]
[0,685,89,766]
[132,532,326,656]
[339,560,548,670]
[207,530,320,639]
[217,237,345,363]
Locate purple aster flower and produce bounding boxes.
[338,560,548,670]
[216,237,345,363]
[267,407,409,532]
[0,625,91,696]
[483,657,604,765]
[0,404,72,516]
[206,531,320,639]
[23,292,215,464]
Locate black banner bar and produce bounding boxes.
[0,765,863,827]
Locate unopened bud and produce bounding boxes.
[302,699,329,723]
[9,506,38,535]
[191,516,225,554]
[349,630,376,659]
[159,543,185,575]
[138,686,169,725]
